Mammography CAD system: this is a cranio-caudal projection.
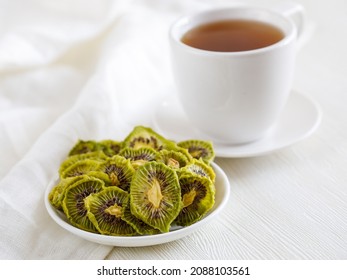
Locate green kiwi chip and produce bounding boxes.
[119,147,159,169]
[130,162,182,233]
[97,155,135,191]
[68,140,101,156]
[122,126,175,151]
[98,140,122,156]
[62,176,105,233]
[177,139,215,163]
[156,149,190,169]
[60,159,100,179]
[85,187,137,236]
[49,176,85,210]
[179,159,216,184]
[59,151,108,177]
[174,175,215,227]
[49,126,217,236]
[68,139,118,157]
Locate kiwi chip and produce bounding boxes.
[97,155,135,191]
[62,176,105,233]
[177,139,215,163]
[122,126,175,151]
[119,147,159,169]
[49,126,217,236]
[60,159,100,179]
[68,139,118,157]
[174,175,215,227]
[130,162,182,233]
[98,140,122,156]
[85,187,137,236]
[49,176,85,210]
[179,159,216,184]
[59,151,108,176]
[68,140,100,156]
[157,149,190,169]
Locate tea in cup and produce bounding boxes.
[169,3,305,144]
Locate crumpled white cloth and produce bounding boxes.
[0,0,239,259]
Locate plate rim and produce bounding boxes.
[44,162,230,247]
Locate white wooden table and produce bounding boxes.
[106,0,347,260]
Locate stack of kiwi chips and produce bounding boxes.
[48,126,216,236]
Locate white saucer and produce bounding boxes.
[152,88,322,158]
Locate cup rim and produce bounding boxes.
[169,6,297,56]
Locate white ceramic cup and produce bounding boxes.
[169,3,305,144]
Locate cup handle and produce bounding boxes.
[271,2,307,49]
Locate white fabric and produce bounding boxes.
[0,0,243,259]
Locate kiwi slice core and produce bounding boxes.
[182,189,197,208]
[104,204,122,217]
[147,178,164,208]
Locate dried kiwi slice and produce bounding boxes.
[179,159,216,184]
[60,159,100,179]
[68,140,100,156]
[97,155,135,191]
[175,175,215,227]
[85,187,137,236]
[119,147,159,169]
[98,140,122,156]
[156,149,190,169]
[177,140,215,163]
[62,176,105,233]
[49,176,85,210]
[122,126,175,151]
[130,162,182,233]
[58,151,108,177]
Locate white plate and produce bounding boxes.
[152,88,322,158]
[44,162,230,247]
